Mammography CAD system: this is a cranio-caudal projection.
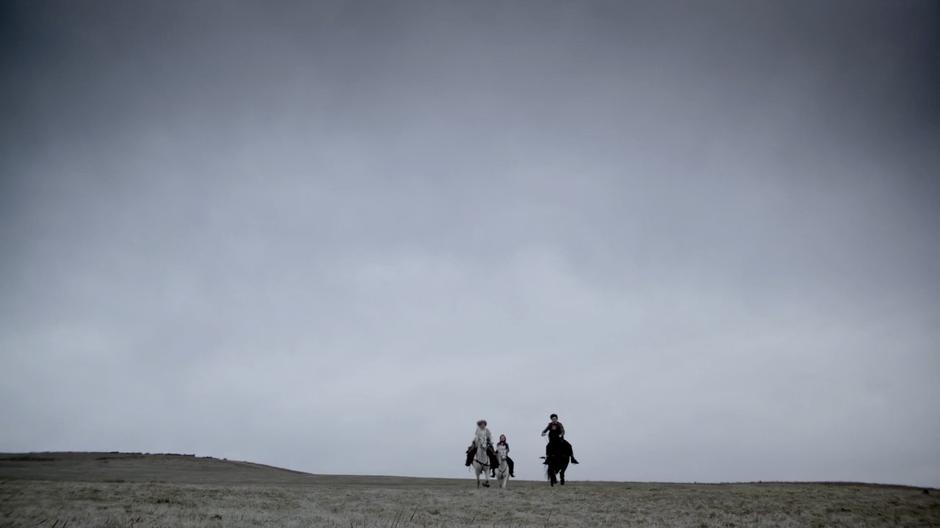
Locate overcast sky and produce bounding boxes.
[1,0,938,486]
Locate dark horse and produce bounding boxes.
[544,436,574,486]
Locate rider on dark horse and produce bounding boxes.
[542,413,579,464]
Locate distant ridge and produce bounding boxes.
[0,452,324,485]
[0,452,461,487]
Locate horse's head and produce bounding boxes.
[497,444,508,460]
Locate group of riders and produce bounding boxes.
[464,413,579,478]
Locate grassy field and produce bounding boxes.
[1,453,937,527]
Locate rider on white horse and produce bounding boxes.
[468,419,496,487]
[465,419,497,468]
[496,434,516,478]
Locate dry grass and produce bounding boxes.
[1,453,937,527]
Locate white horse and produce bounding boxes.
[471,430,491,488]
[495,444,510,489]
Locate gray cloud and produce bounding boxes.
[1,0,938,486]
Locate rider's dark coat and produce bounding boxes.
[542,421,566,438]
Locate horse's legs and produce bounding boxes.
[473,460,491,488]
[560,468,565,485]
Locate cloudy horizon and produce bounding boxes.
[1,0,938,486]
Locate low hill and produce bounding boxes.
[0,452,320,485]
[0,452,451,487]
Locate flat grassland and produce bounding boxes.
[1,453,937,527]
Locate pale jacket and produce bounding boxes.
[474,427,493,448]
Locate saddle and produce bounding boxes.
[464,443,498,467]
